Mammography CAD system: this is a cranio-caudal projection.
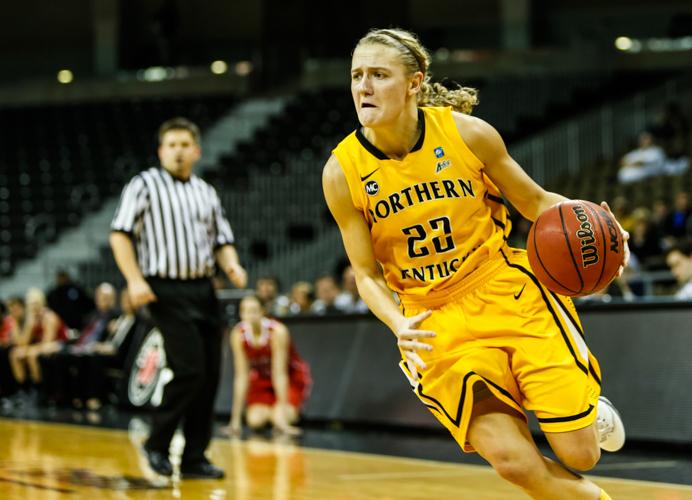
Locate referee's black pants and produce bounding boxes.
[144,278,223,464]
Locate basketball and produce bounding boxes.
[526,200,625,297]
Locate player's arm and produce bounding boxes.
[229,327,250,434]
[110,232,157,308]
[215,245,247,289]
[17,314,34,346]
[40,311,59,344]
[270,324,290,409]
[270,323,300,434]
[453,113,566,221]
[322,155,434,372]
[9,317,22,345]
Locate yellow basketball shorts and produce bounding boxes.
[398,248,602,452]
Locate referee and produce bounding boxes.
[110,117,247,479]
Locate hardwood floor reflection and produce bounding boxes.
[0,419,691,499]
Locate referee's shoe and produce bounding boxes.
[180,459,225,479]
[141,446,173,477]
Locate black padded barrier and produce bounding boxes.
[214,301,692,444]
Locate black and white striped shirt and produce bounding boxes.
[111,167,235,280]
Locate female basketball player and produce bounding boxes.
[9,288,68,389]
[224,296,311,437]
[322,28,628,499]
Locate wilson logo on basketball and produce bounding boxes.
[572,205,599,268]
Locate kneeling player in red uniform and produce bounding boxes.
[224,295,311,436]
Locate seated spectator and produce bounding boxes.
[92,288,138,359]
[628,208,663,269]
[310,275,344,315]
[287,282,314,316]
[662,192,690,242]
[69,287,137,409]
[610,196,635,234]
[665,239,692,299]
[334,265,368,313]
[224,295,311,437]
[255,275,290,318]
[40,283,119,408]
[651,198,671,239]
[617,132,666,184]
[651,102,690,159]
[46,269,95,330]
[9,288,68,397]
[0,297,24,400]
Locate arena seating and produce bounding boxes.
[46,72,683,290]
[0,95,237,276]
[204,73,676,277]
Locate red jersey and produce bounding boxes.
[0,316,15,344]
[31,311,69,343]
[238,318,311,408]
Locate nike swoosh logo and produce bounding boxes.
[360,168,380,181]
[514,284,526,300]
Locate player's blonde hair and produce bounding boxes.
[25,287,46,308]
[355,28,478,114]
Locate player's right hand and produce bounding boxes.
[395,310,436,380]
[128,279,157,309]
[274,421,302,437]
[221,421,242,438]
[600,201,631,277]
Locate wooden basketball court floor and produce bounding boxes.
[1,419,691,499]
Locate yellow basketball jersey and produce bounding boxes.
[332,106,511,300]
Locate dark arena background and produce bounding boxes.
[1,1,692,498]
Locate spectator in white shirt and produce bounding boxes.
[618,131,666,184]
[665,239,692,299]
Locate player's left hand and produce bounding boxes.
[600,201,630,277]
[226,262,248,289]
[395,310,436,382]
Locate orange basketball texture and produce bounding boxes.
[526,200,625,297]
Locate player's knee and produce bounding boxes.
[484,450,539,487]
[560,446,600,471]
[483,449,542,486]
[274,404,298,423]
[246,407,270,429]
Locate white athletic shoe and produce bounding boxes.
[597,396,626,452]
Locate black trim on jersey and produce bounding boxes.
[480,375,517,404]
[549,290,585,339]
[499,249,589,375]
[415,372,471,427]
[485,193,506,205]
[589,364,602,387]
[415,371,519,428]
[424,403,440,414]
[410,108,426,152]
[537,404,594,424]
[355,108,426,160]
[356,129,388,160]
[491,217,506,230]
